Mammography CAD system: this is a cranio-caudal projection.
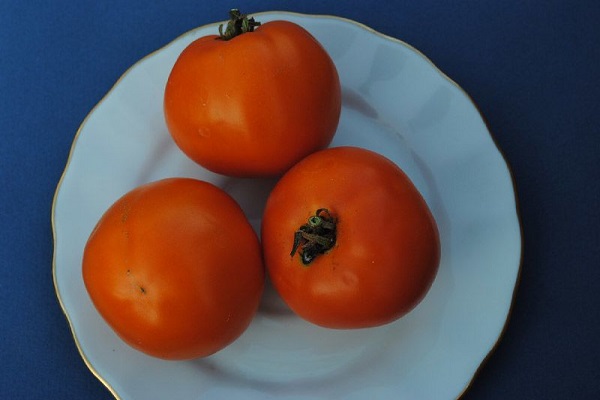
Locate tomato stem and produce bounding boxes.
[217,9,261,41]
[291,209,337,265]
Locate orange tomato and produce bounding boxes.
[164,10,341,177]
[261,147,440,329]
[82,178,264,360]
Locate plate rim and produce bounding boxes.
[51,10,523,400]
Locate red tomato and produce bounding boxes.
[82,178,264,360]
[261,147,440,329]
[164,10,341,177]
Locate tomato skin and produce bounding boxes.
[82,178,264,360]
[164,20,341,177]
[261,147,440,329]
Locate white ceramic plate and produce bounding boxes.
[53,12,521,400]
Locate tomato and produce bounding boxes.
[82,178,264,360]
[164,10,341,177]
[261,147,440,329]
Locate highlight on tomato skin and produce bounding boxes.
[261,146,441,329]
[163,10,342,177]
[82,177,265,360]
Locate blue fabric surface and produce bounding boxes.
[1,0,598,399]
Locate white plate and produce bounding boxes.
[52,11,521,400]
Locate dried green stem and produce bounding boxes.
[291,209,337,265]
[217,9,261,41]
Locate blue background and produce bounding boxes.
[1,0,599,399]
